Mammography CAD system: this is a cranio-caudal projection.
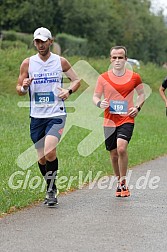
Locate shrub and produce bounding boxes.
[0,40,28,50]
[2,30,33,48]
[56,33,88,56]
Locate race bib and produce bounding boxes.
[110,100,128,114]
[35,92,55,107]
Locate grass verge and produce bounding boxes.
[0,49,167,215]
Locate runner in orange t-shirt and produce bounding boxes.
[93,46,145,197]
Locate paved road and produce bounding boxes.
[1,156,167,252]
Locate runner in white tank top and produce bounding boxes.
[16,27,80,206]
[29,52,66,118]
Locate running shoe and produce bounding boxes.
[45,189,58,206]
[121,184,130,197]
[115,183,122,197]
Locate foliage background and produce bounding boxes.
[0,0,167,63]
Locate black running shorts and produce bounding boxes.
[104,123,134,151]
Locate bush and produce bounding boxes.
[1,30,17,41]
[0,40,28,50]
[2,30,33,48]
[56,33,88,56]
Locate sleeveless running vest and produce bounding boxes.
[28,53,66,118]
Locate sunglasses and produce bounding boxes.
[111,56,124,60]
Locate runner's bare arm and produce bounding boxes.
[61,57,80,91]
[135,84,145,109]
[58,57,80,99]
[93,92,109,109]
[129,84,145,117]
[16,58,32,96]
[159,85,167,107]
[93,92,102,105]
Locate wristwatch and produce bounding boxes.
[68,89,73,95]
[135,106,141,112]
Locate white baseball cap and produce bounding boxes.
[33,27,52,41]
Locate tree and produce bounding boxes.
[0,0,167,63]
[0,0,61,34]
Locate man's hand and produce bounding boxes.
[100,98,110,109]
[58,87,70,100]
[128,107,139,118]
[22,78,34,90]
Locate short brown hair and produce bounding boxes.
[110,46,127,57]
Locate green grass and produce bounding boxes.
[0,48,167,216]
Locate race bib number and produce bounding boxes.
[35,92,55,106]
[110,100,128,114]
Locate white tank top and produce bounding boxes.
[28,53,66,118]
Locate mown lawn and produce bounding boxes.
[0,48,167,215]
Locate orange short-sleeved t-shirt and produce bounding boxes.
[95,69,143,127]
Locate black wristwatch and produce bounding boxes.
[68,89,73,95]
[135,106,141,112]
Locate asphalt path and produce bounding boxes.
[1,156,167,252]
